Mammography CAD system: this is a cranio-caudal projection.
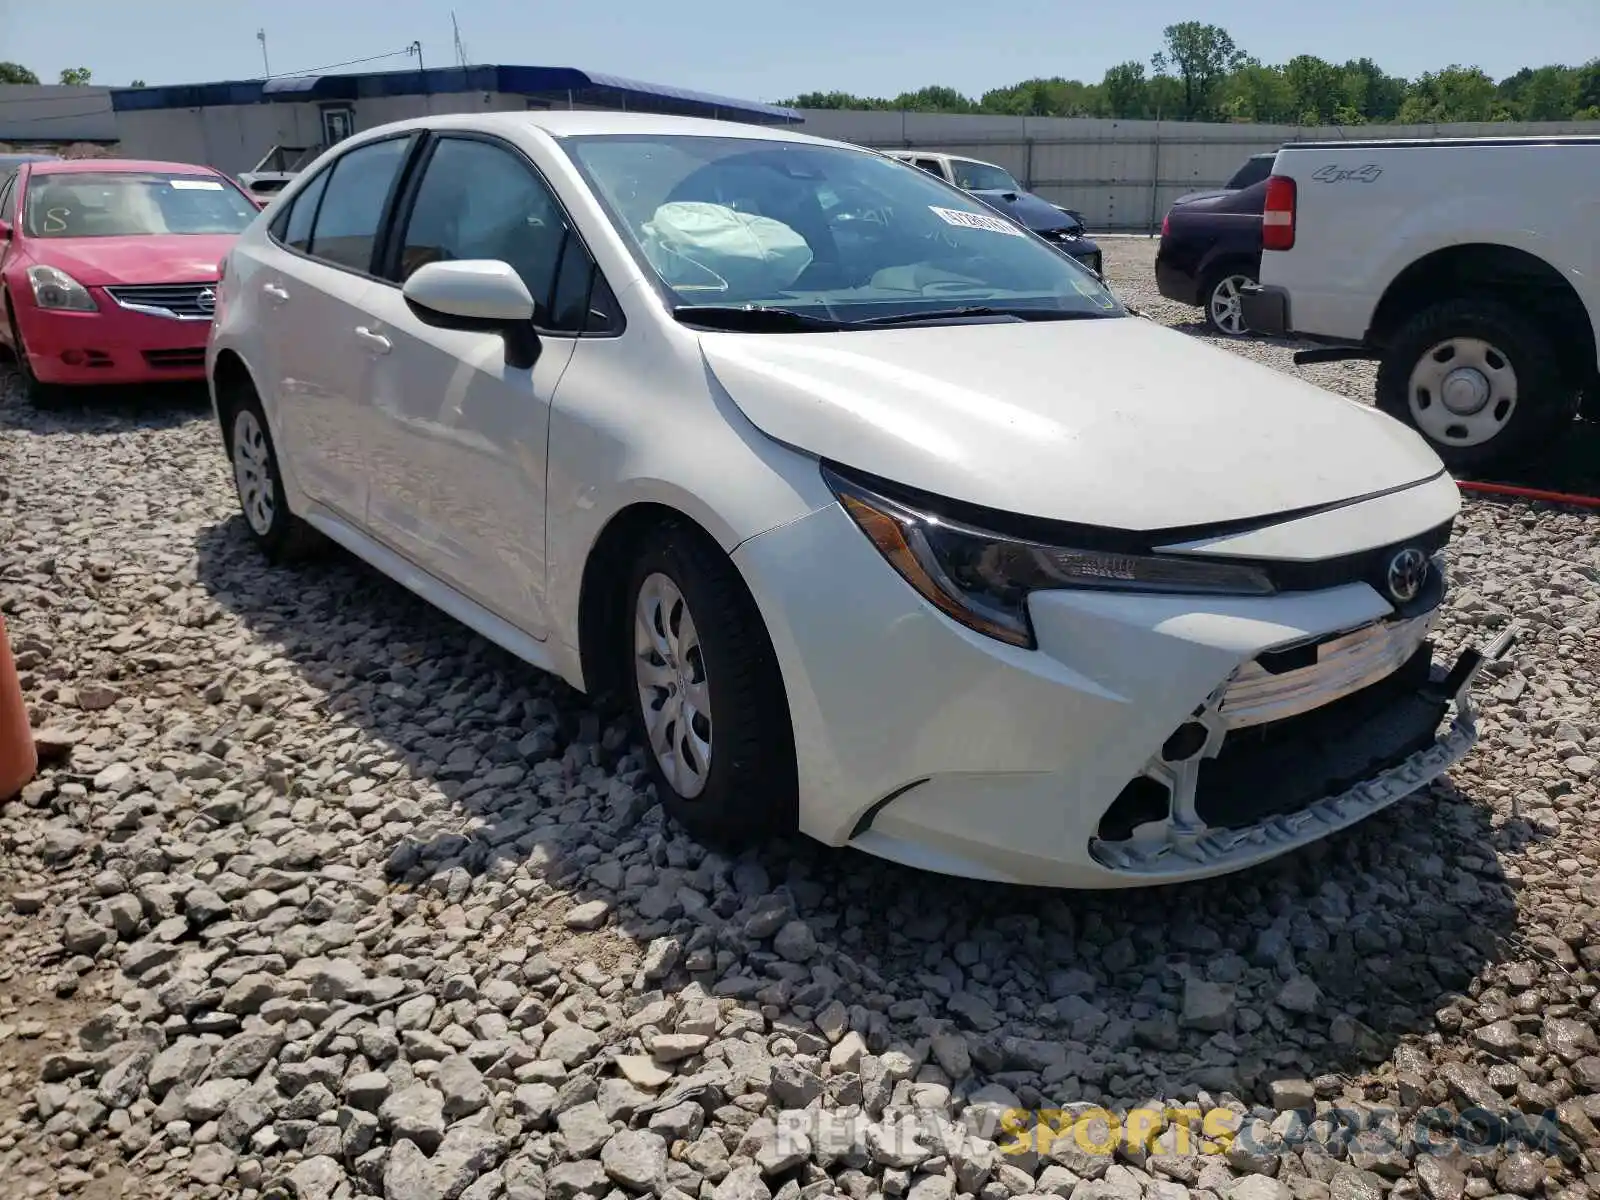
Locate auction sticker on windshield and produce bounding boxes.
[929,206,1027,237]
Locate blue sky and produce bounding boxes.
[6,0,1597,102]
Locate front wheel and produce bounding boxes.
[1375,298,1573,471]
[1202,268,1256,337]
[5,296,63,406]
[624,522,797,845]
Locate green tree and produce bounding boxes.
[982,77,1098,117]
[58,67,92,85]
[1100,61,1149,118]
[0,62,40,84]
[1218,61,1296,123]
[130,79,147,88]
[891,85,976,113]
[1339,58,1407,122]
[1508,65,1579,120]
[1151,21,1245,119]
[1284,54,1344,124]
[1398,66,1507,122]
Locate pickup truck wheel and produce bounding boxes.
[1377,299,1570,470]
[1202,268,1255,337]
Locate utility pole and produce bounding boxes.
[452,12,469,68]
[256,28,271,77]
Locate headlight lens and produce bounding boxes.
[27,265,97,312]
[825,466,1276,649]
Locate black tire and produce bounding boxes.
[4,293,64,406]
[622,520,797,845]
[219,380,322,561]
[1376,298,1573,471]
[1200,264,1257,337]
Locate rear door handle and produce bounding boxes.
[262,282,289,304]
[355,326,392,355]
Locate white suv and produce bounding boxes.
[208,111,1502,889]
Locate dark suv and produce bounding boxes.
[1155,152,1275,335]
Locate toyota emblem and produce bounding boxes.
[197,287,216,314]
[1385,547,1428,604]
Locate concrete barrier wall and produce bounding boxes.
[797,110,1599,230]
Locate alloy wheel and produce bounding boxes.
[634,572,713,798]
[1208,274,1253,336]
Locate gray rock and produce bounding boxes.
[148,1037,211,1097]
[1328,1169,1386,1200]
[287,1156,346,1200]
[565,899,613,930]
[188,1143,237,1186]
[515,1081,560,1125]
[381,1083,447,1152]
[548,1160,613,1200]
[1181,978,1236,1031]
[558,1099,614,1158]
[1223,1181,1290,1200]
[211,1028,283,1079]
[773,920,818,962]
[602,1128,669,1191]
[437,1053,490,1115]
[543,1023,603,1066]
[715,1164,774,1200]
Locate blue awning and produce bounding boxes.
[110,64,802,125]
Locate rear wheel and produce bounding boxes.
[624,521,797,845]
[1376,298,1573,470]
[222,382,321,560]
[1202,267,1256,336]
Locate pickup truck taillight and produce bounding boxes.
[1262,175,1296,251]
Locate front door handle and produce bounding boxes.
[355,326,392,355]
[262,282,289,304]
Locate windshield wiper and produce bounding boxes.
[849,305,1120,327]
[671,305,843,332]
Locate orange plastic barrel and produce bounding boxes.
[0,613,37,801]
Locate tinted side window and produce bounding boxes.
[0,176,15,223]
[396,137,570,319]
[913,158,944,177]
[1227,156,1273,189]
[279,168,330,252]
[308,137,410,272]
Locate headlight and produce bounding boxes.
[27,265,97,312]
[824,465,1276,649]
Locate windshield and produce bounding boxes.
[23,172,257,238]
[950,160,1019,191]
[561,134,1121,324]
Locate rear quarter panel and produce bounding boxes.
[1260,142,1600,356]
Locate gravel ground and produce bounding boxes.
[1,237,1598,1200]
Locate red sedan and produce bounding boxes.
[0,158,260,400]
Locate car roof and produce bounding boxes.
[27,158,224,176]
[351,110,840,150]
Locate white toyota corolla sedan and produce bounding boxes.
[207,111,1507,888]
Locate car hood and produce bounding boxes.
[970,188,1078,233]
[698,316,1443,532]
[25,235,237,286]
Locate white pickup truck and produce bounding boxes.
[1241,136,1600,469]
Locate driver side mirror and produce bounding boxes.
[402,259,542,370]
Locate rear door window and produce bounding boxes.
[305,137,412,273]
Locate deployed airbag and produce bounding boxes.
[641,201,813,295]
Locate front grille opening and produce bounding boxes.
[1195,644,1445,832]
[1097,776,1171,842]
[1255,639,1320,675]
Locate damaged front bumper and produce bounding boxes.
[1089,626,1517,877]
